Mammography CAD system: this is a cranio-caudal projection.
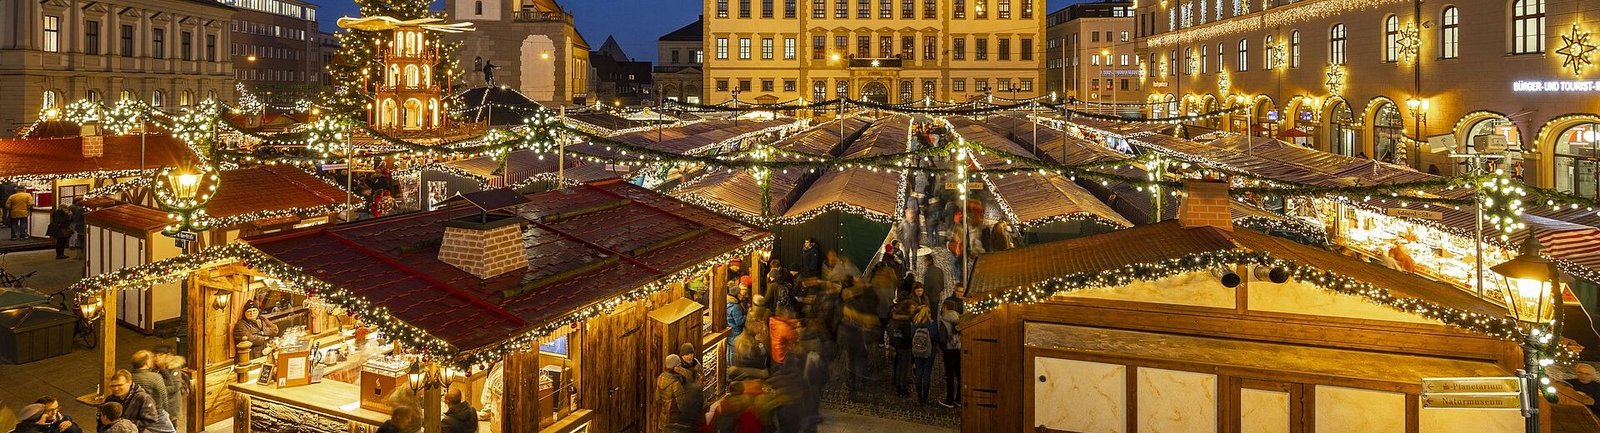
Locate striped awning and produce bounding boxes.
[1525,215,1600,274]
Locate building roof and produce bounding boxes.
[244,180,768,353]
[947,117,1132,228]
[456,87,544,126]
[659,17,703,42]
[597,36,629,62]
[86,204,173,233]
[969,220,1505,318]
[206,165,351,220]
[0,134,195,181]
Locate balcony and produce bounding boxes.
[512,9,574,24]
[848,57,903,69]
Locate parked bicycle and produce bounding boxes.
[48,291,98,349]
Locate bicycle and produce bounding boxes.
[48,291,99,350]
[0,267,35,288]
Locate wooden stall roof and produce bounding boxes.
[970,220,1505,318]
[566,111,650,132]
[1053,115,1175,137]
[206,165,351,219]
[947,116,1132,227]
[990,114,1125,165]
[86,203,172,233]
[244,179,769,353]
[440,150,624,184]
[603,118,797,154]
[0,134,194,180]
[673,117,882,220]
[780,117,909,220]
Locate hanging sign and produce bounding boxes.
[1419,377,1523,410]
[1386,208,1444,220]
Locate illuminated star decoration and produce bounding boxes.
[1218,70,1232,96]
[1557,23,1597,77]
[1325,65,1346,95]
[1187,56,1199,75]
[1270,42,1288,70]
[1397,24,1421,63]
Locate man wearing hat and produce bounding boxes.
[12,397,81,433]
[654,355,688,433]
[232,300,281,358]
[677,343,701,384]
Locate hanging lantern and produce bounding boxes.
[152,156,219,234]
[1492,236,1560,325]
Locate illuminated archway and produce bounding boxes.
[1365,97,1403,163]
[381,98,398,128]
[405,65,420,88]
[403,98,423,129]
[1322,96,1356,156]
[1252,95,1276,137]
[1535,114,1600,192]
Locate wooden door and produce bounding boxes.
[1230,379,1303,433]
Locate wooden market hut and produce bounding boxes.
[0,132,193,238]
[67,179,770,433]
[959,179,1600,433]
[82,165,353,333]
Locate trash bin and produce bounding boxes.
[0,306,76,364]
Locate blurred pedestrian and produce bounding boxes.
[377,405,420,433]
[8,188,31,239]
[889,288,916,396]
[910,305,937,405]
[440,388,478,433]
[938,284,966,408]
[655,355,688,433]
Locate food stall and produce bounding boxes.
[69,180,771,433]
[1319,201,1515,296]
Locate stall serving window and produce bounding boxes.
[1371,102,1403,163]
[1555,122,1600,199]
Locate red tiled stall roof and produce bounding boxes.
[86,203,172,233]
[205,165,351,219]
[245,179,769,353]
[0,134,194,180]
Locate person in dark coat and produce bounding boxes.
[377,405,420,433]
[440,388,478,433]
[889,287,918,396]
[16,397,82,433]
[102,370,170,433]
[796,238,823,279]
[232,300,280,358]
[47,207,71,259]
[938,284,966,408]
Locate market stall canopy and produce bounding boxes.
[969,219,1505,319]
[779,117,910,221]
[565,110,654,133]
[86,165,354,228]
[946,116,1132,228]
[987,114,1125,165]
[456,87,543,126]
[438,150,626,187]
[1051,115,1176,138]
[0,134,194,181]
[600,118,800,155]
[244,179,769,355]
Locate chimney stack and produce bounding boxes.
[438,215,528,279]
[81,134,104,158]
[1179,179,1233,232]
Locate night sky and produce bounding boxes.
[305,0,1084,61]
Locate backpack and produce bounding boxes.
[911,326,933,358]
[943,321,961,351]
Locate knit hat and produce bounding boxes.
[664,354,681,369]
[739,275,752,287]
[17,404,46,422]
[679,343,695,356]
[243,300,258,311]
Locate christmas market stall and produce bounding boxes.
[69,179,769,433]
[960,179,1600,433]
[82,164,354,333]
[673,116,900,267]
[0,131,194,238]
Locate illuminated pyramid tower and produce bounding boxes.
[337,16,473,131]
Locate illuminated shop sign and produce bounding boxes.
[1512,80,1600,92]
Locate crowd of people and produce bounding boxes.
[9,348,188,433]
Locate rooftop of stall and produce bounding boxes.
[242,178,769,356]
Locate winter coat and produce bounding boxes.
[103,384,163,432]
[6,191,30,219]
[47,208,71,238]
[768,316,799,365]
[797,246,823,279]
[441,401,478,433]
[131,369,169,421]
[8,420,49,433]
[232,318,279,357]
[655,372,687,431]
[726,296,746,340]
[100,419,137,433]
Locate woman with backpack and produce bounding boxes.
[909,303,938,406]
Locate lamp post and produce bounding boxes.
[1491,235,1565,433]
[1406,97,1429,168]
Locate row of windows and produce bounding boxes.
[231,20,308,42]
[713,34,1035,61]
[715,77,1035,94]
[229,0,315,21]
[236,68,312,83]
[40,88,218,110]
[1148,0,1541,59]
[231,43,305,61]
[667,49,706,65]
[42,16,218,61]
[716,0,1033,19]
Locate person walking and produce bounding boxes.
[47,206,71,259]
[70,202,85,249]
[102,370,172,433]
[910,304,938,405]
[7,188,31,239]
[889,287,917,397]
[938,284,966,408]
[129,350,170,421]
[440,388,478,433]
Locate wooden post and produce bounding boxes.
[186,270,206,433]
[100,288,118,394]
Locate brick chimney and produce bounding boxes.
[81,135,104,158]
[1179,179,1233,231]
[438,214,528,279]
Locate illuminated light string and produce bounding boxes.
[965,249,1576,362]
[1145,0,1412,47]
[67,236,771,369]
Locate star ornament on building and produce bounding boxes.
[1218,71,1232,96]
[1557,23,1597,77]
[1398,25,1421,63]
[1325,65,1346,95]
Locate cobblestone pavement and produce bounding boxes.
[818,408,957,433]
[817,344,960,430]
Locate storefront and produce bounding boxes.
[70,180,771,433]
[1372,101,1404,163]
[1553,122,1600,199]
[1327,100,1357,156]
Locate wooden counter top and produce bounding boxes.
[230,380,389,426]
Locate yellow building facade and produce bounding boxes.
[702,0,1045,106]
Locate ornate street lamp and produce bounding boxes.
[1490,235,1566,433]
[152,156,219,234]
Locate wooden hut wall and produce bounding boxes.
[579,301,647,433]
[773,211,891,273]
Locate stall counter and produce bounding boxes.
[230,380,388,433]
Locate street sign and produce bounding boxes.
[165,231,198,242]
[1420,377,1523,410]
[945,181,986,190]
[1386,208,1444,220]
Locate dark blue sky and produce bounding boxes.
[308,0,1082,61]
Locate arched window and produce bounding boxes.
[206,89,216,101]
[1236,39,1248,71]
[42,90,58,109]
[1185,47,1194,74]
[1556,123,1600,197]
[1263,35,1274,69]
[1201,44,1209,73]
[151,90,164,107]
[1217,42,1225,71]
[1512,0,1544,54]
[87,90,101,102]
[180,90,193,106]
[1383,15,1399,62]
[1441,6,1460,58]
[1290,30,1300,68]
[1372,102,1403,163]
[405,65,419,87]
[1330,23,1347,65]
[474,0,483,14]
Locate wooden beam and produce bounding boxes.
[101,288,118,394]
[186,270,207,433]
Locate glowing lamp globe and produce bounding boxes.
[1491,236,1560,324]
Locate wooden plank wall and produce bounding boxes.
[580,302,645,433]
